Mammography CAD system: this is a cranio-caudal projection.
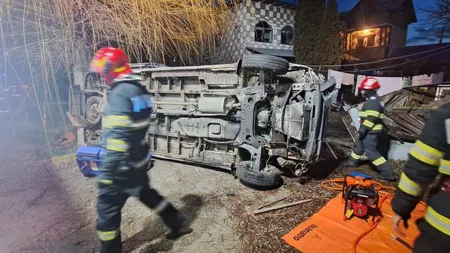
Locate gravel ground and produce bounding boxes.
[0,112,406,253]
[0,143,248,253]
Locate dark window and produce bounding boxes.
[346,33,351,50]
[255,21,273,43]
[386,27,391,45]
[367,35,376,47]
[281,26,294,45]
[357,38,364,49]
[381,28,386,46]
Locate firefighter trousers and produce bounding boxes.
[414,228,450,253]
[96,169,185,253]
[350,132,395,179]
[413,189,450,253]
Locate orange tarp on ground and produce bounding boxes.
[282,192,426,253]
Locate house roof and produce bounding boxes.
[340,10,351,17]
[341,0,417,24]
[390,43,450,60]
[340,43,450,76]
[377,0,405,10]
[374,43,450,76]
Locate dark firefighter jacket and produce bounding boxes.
[392,102,450,243]
[358,94,385,136]
[99,79,152,183]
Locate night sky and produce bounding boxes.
[338,0,448,45]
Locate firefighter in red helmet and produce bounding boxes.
[343,77,396,181]
[91,47,192,253]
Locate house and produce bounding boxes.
[218,0,418,65]
[341,0,417,63]
[338,1,449,79]
[219,0,297,63]
[383,42,450,78]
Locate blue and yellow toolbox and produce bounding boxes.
[76,146,104,177]
[76,146,153,177]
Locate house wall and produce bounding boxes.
[220,0,295,63]
[343,26,392,62]
[344,47,387,62]
[388,25,408,56]
[343,0,389,30]
[342,0,413,62]
[220,2,248,64]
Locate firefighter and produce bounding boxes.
[344,77,396,181]
[91,47,192,253]
[392,102,450,253]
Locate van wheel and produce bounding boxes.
[241,54,289,75]
[85,96,102,126]
[236,161,282,189]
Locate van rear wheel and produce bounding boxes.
[241,54,289,75]
[236,161,282,189]
[85,96,102,125]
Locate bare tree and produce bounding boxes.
[410,0,450,44]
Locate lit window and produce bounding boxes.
[347,28,382,50]
[255,21,273,43]
[281,26,294,45]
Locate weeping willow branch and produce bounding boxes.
[0,0,231,151]
[1,0,231,67]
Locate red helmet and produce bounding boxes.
[359,77,380,91]
[90,47,132,85]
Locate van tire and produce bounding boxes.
[236,161,282,189]
[85,96,102,125]
[241,54,289,75]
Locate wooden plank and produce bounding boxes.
[384,116,414,134]
[256,196,290,210]
[252,199,313,215]
[398,114,423,135]
[324,137,354,148]
[245,206,259,222]
[388,115,420,136]
[342,115,358,142]
[325,141,338,160]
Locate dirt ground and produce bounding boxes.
[0,112,405,253]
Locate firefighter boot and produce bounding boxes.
[99,234,122,253]
[165,218,193,240]
[157,202,193,239]
[377,164,397,182]
[379,172,397,182]
[342,158,359,168]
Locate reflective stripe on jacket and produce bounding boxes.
[100,80,152,178]
[358,95,385,135]
[392,102,450,237]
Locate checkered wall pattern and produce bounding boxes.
[220,0,295,63]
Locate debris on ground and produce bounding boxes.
[338,85,449,162]
[57,131,76,144]
[378,85,448,142]
[229,111,405,253]
[0,111,405,253]
[340,85,449,143]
